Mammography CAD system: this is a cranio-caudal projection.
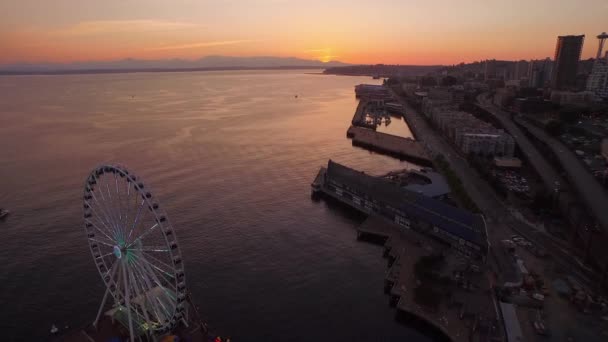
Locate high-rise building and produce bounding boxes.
[528,58,552,88]
[587,32,608,100]
[551,35,585,90]
[484,59,496,81]
[514,60,529,80]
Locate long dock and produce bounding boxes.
[347,126,432,165]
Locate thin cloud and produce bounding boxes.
[305,48,331,53]
[149,40,255,51]
[50,20,200,36]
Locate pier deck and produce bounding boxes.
[355,216,500,342]
[347,126,431,165]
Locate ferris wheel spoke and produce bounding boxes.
[127,199,147,244]
[88,183,114,225]
[129,259,165,324]
[90,177,121,236]
[104,261,123,303]
[132,254,177,296]
[87,203,114,233]
[130,247,170,253]
[87,219,117,243]
[140,251,175,277]
[87,201,120,239]
[122,179,132,241]
[92,174,115,223]
[89,237,115,248]
[133,253,175,284]
[125,261,154,328]
[128,222,159,248]
[130,258,172,324]
[97,251,116,259]
[105,178,125,243]
[114,174,126,238]
[96,174,123,241]
[155,296,173,321]
[121,261,136,342]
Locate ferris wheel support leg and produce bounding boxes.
[93,285,111,329]
[123,262,136,342]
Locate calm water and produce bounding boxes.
[0,70,427,341]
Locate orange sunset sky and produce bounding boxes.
[1,0,607,65]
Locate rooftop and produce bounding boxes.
[326,160,488,248]
[403,169,451,198]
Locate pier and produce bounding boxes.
[347,125,432,165]
[357,216,498,342]
[314,160,489,259]
[312,161,498,341]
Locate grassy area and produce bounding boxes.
[434,155,481,213]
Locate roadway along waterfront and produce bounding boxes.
[476,94,564,191]
[388,87,599,287]
[514,116,608,233]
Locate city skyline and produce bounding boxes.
[1,0,607,65]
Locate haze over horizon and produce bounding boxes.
[1,0,607,66]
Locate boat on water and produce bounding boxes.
[0,208,9,219]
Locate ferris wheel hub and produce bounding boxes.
[113,245,123,259]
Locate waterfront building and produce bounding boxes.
[354,84,392,101]
[321,160,489,260]
[551,35,585,90]
[429,109,515,157]
[421,98,457,118]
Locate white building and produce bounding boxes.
[550,90,595,105]
[460,132,515,157]
[430,110,515,157]
[586,61,608,100]
[421,98,456,118]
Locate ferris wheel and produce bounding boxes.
[83,164,188,341]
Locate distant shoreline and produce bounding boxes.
[0,65,327,76]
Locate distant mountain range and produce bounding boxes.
[0,56,350,75]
